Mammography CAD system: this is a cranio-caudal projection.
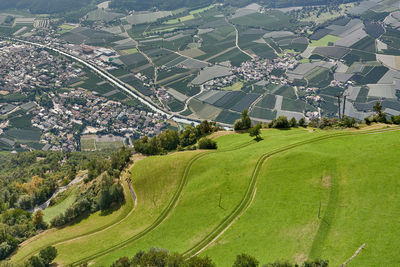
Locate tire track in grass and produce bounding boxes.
[182,127,400,259]
[70,140,258,266]
[308,165,339,259]
[55,183,139,246]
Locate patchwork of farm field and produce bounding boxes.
[231,10,293,31]
[13,127,400,266]
[97,3,400,123]
[4,0,398,126]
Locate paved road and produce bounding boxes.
[31,174,87,213]
[225,17,255,59]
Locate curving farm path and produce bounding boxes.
[225,17,255,60]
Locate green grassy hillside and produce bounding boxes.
[12,126,400,266]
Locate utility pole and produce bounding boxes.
[335,93,342,120]
[219,193,222,208]
[342,95,347,118]
[318,201,321,219]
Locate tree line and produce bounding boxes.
[134,120,219,155]
[108,248,328,267]
[50,172,125,227]
[233,106,399,139]
[0,0,92,14]
[109,0,358,12]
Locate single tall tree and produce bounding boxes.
[33,210,44,226]
[39,246,57,266]
[373,102,383,116]
[249,123,262,141]
[234,109,252,131]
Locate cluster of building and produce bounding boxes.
[30,89,167,151]
[202,54,300,91]
[0,41,81,93]
[0,38,169,151]
[203,75,237,90]
[65,44,121,70]
[236,56,297,82]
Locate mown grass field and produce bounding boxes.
[203,128,400,266]
[13,127,400,266]
[309,35,341,47]
[221,81,244,91]
[43,188,78,223]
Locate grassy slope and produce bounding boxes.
[14,128,400,266]
[12,152,197,263]
[43,187,77,223]
[13,177,135,263]
[91,129,331,266]
[46,152,200,264]
[202,130,400,266]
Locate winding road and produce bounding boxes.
[30,174,87,213]
[225,17,255,60]
[17,158,140,261]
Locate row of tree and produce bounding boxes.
[109,0,357,12]
[134,121,219,155]
[87,147,133,181]
[364,102,400,126]
[50,174,125,227]
[109,248,328,267]
[235,109,359,136]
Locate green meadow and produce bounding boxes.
[12,127,400,266]
[309,35,341,47]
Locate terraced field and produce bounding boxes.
[12,126,400,266]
